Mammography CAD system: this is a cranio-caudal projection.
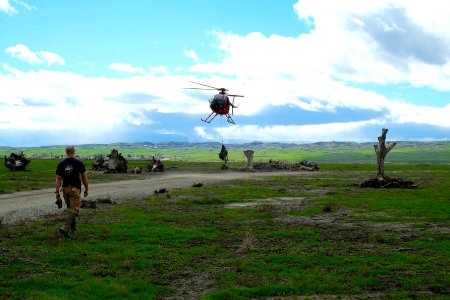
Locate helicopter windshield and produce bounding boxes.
[210,94,229,110]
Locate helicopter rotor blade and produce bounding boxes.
[189,81,219,90]
[189,81,229,92]
[183,87,217,90]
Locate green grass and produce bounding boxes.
[1,157,447,193]
[0,160,160,193]
[0,160,59,193]
[1,163,449,299]
[2,141,450,163]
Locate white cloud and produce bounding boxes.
[194,127,217,141]
[0,0,35,14]
[14,0,35,11]
[190,1,450,91]
[109,63,145,74]
[387,103,450,127]
[292,0,450,87]
[1,62,447,142]
[38,51,65,65]
[5,44,41,64]
[149,65,169,75]
[0,66,207,134]
[5,44,65,65]
[196,119,385,143]
[184,49,199,62]
[0,0,17,14]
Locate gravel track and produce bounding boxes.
[0,170,294,224]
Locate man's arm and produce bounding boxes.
[55,175,63,208]
[55,175,62,194]
[81,172,89,197]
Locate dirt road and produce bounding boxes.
[0,170,293,224]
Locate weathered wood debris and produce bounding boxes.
[91,149,128,173]
[4,152,31,171]
[360,177,415,189]
[148,156,164,172]
[91,155,107,171]
[107,149,128,173]
[253,160,319,171]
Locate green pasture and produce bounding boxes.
[0,161,449,299]
[1,158,448,194]
[2,141,449,163]
[0,160,148,193]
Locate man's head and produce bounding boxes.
[65,145,76,157]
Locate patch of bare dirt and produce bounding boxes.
[165,269,218,300]
[278,209,424,246]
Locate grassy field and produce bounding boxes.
[0,161,449,299]
[0,160,148,193]
[2,141,450,163]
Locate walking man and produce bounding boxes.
[55,146,89,238]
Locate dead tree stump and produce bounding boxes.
[360,128,414,188]
[4,152,31,171]
[106,149,128,173]
[374,128,397,180]
[148,156,164,172]
[244,150,254,170]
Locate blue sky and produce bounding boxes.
[1,0,449,146]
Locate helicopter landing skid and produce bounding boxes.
[201,112,218,123]
[201,113,236,124]
[225,114,236,124]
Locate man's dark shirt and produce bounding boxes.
[56,157,86,189]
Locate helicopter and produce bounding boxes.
[184,81,244,124]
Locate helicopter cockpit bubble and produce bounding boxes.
[210,94,228,110]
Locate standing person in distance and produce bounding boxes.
[55,145,89,238]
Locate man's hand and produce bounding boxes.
[55,192,62,209]
[84,190,88,198]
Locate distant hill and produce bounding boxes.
[1,141,449,163]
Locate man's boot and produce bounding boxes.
[70,213,79,234]
[59,212,75,238]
